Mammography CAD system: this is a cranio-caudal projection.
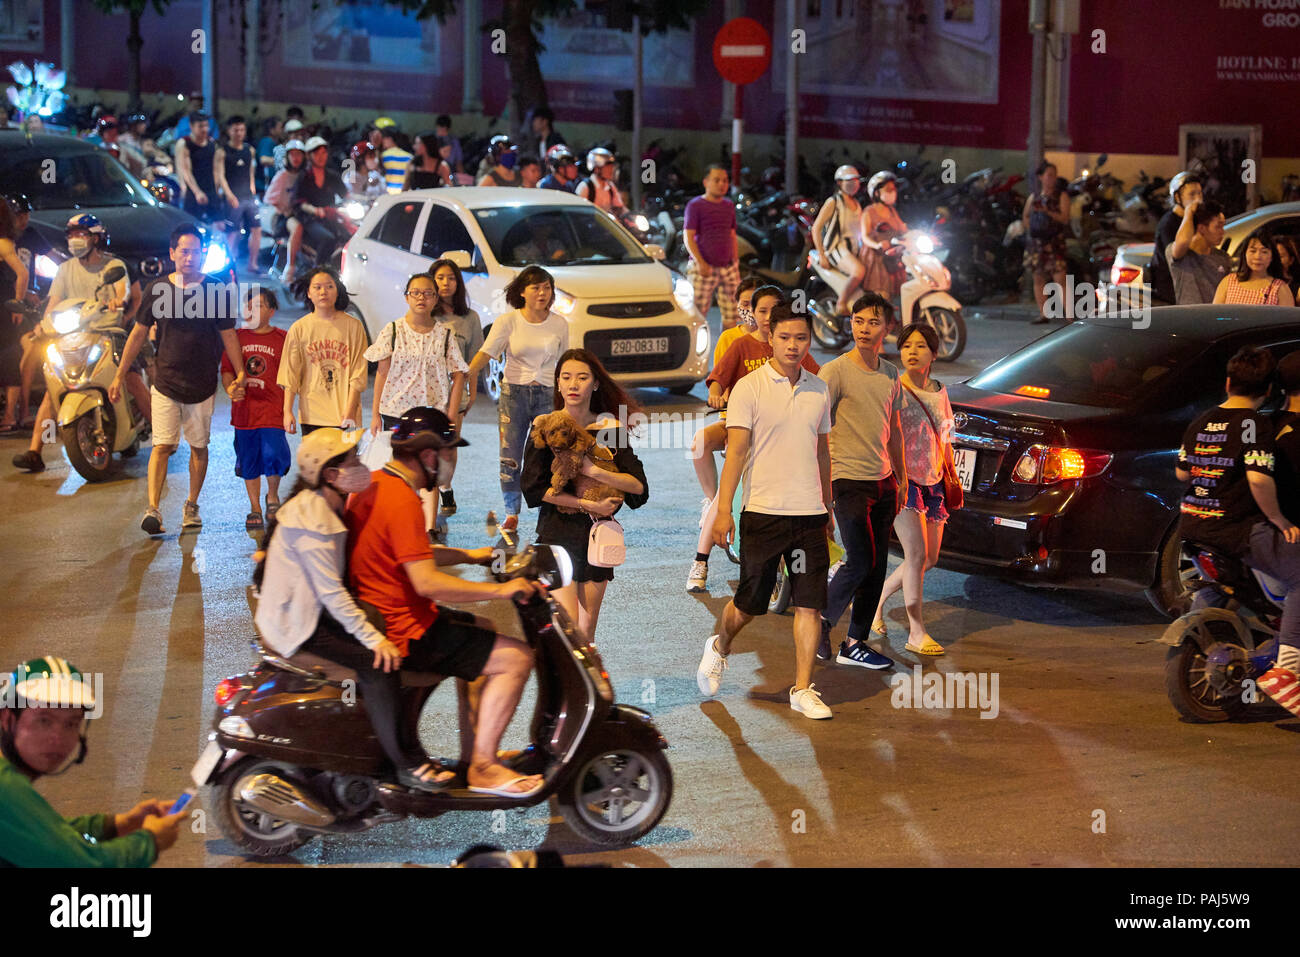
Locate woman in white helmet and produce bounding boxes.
[576,148,626,213]
[812,165,868,314]
[859,170,909,300]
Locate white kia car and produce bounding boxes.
[340,187,709,399]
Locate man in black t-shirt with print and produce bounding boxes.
[111,225,247,536]
[1176,346,1300,717]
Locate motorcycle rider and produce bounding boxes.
[811,165,868,315]
[538,146,580,193]
[343,141,386,200]
[478,135,522,188]
[1258,351,1300,717]
[1175,346,1300,717]
[290,136,351,274]
[1149,171,1203,306]
[175,112,220,224]
[265,138,307,283]
[345,407,548,797]
[0,656,187,866]
[860,171,909,302]
[12,215,149,473]
[576,148,626,213]
[89,115,147,178]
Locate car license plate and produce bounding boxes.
[611,337,669,356]
[953,447,977,492]
[189,738,224,788]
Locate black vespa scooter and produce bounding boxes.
[190,545,672,855]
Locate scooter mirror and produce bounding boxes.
[1096,153,1108,169]
[101,266,127,285]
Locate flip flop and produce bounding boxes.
[871,619,888,637]
[467,775,545,798]
[905,635,945,656]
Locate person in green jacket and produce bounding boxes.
[0,657,186,867]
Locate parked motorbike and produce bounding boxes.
[807,230,967,361]
[31,265,150,481]
[192,544,673,855]
[1160,543,1286,722]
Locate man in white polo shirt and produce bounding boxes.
[696,302,835,719]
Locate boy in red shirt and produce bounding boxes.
[221,287,290,530]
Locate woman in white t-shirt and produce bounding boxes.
[466,265,569,532]
[870,323,954,657]
[428,257,484,517]
[278,268,369,434]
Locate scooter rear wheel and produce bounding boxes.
[559,747,672,846]
[1163,631,1249,723]
[924,306,967,362]
[211,756,316,858]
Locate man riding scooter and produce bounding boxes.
[344,408,548,797]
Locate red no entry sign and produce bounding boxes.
[712,17,772,86]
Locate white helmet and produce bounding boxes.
[284,138,306,153]
[297,428,360,485]
[1169,170,1200,206]
[304,135,329,153]
[586,147,616,173]
[866,171,897,202]
[834,165,861,182]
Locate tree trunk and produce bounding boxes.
[126,8,143,109]
[504,0,547,127]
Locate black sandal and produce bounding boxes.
[397,762,456,793]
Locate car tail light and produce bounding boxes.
[214,677,244,707]
[1011,445,1113,485]
[1110,264,1141,285]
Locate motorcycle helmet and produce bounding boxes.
[866,171,897,203]
[373,116,397,130]
[125,112,149,128]
[390,407,468,453]
[66,212,108,249]
[350,140,378,164]
[586,147,616,174]
[304,135,329,154]
[296,427,360,486]
[488,135,518,165]
[834,164,861,182]
[546,144,577,173]
[5,193,32,215]
[96,115,118,133]
[0,657,96,776]
[284,138,307,154]
[283,118,304,135]
[1168,170,1201,207]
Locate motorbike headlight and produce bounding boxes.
[633,214,649,233]
[345,201,366,221]
[695,324,709,354]
[87,342,103,366]
[45,342,64,369]
[673,276,694,311]
[52,309,82,334]
[552,289,576,316]
[914,234,935,255]
[202,241,230,274]
[35,254,62,279]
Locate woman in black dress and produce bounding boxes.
[402,132,453,190]
[521,349,647,643]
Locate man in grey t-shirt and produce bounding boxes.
[1168,198,1232,305]
[816,292,909,669]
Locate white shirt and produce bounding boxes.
[726,360,832,515]
[364,316,469,417]
[480,308,569,387]
[254,490,386,657]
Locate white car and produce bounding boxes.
[340,187,709,399]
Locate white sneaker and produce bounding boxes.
[686,560,708,593]
[696,635,728,696]
[789,683,832,719]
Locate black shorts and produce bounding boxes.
[405,605,497,681]
[225,197,259,232]
[734,511,830,616]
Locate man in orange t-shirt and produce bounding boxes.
[345,408,547,798]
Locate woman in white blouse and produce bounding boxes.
[870,323,954,656]
[366,272,469,434]
[465,265,569,533]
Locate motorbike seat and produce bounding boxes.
[261,648,444,688]
[1250,569,1289,604]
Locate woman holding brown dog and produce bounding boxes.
[521,349,648,642]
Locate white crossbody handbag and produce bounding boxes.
[588,516,626,568]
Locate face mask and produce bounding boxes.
[331,462,372,494]
[499,152,518,171]
[419,450,453,491]
[68,237,91,258]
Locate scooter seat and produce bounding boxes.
[284,650,444,688]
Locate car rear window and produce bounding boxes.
[0,146,154,208]
[966,323,1202,408]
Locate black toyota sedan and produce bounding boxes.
[0,130,233,294]
[939,305,1300,617]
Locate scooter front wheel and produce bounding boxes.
[62,412,114,482]
[559,747,673,846]
[211,756,316,858]
[924,306,967,362]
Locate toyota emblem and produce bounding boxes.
[953,411,968,429]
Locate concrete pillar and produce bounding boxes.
[244,0,262,102]
[202,0,218,118]
[1044,33,1071,151]
[462,0,483,115]
[60,0,75,87]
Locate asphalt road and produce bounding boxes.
[5,301,1297,868]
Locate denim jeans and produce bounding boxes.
[824,477,898,641]
[499,381,554,516]
[1249,521,1300,649]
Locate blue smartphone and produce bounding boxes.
[168,788,196,815]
